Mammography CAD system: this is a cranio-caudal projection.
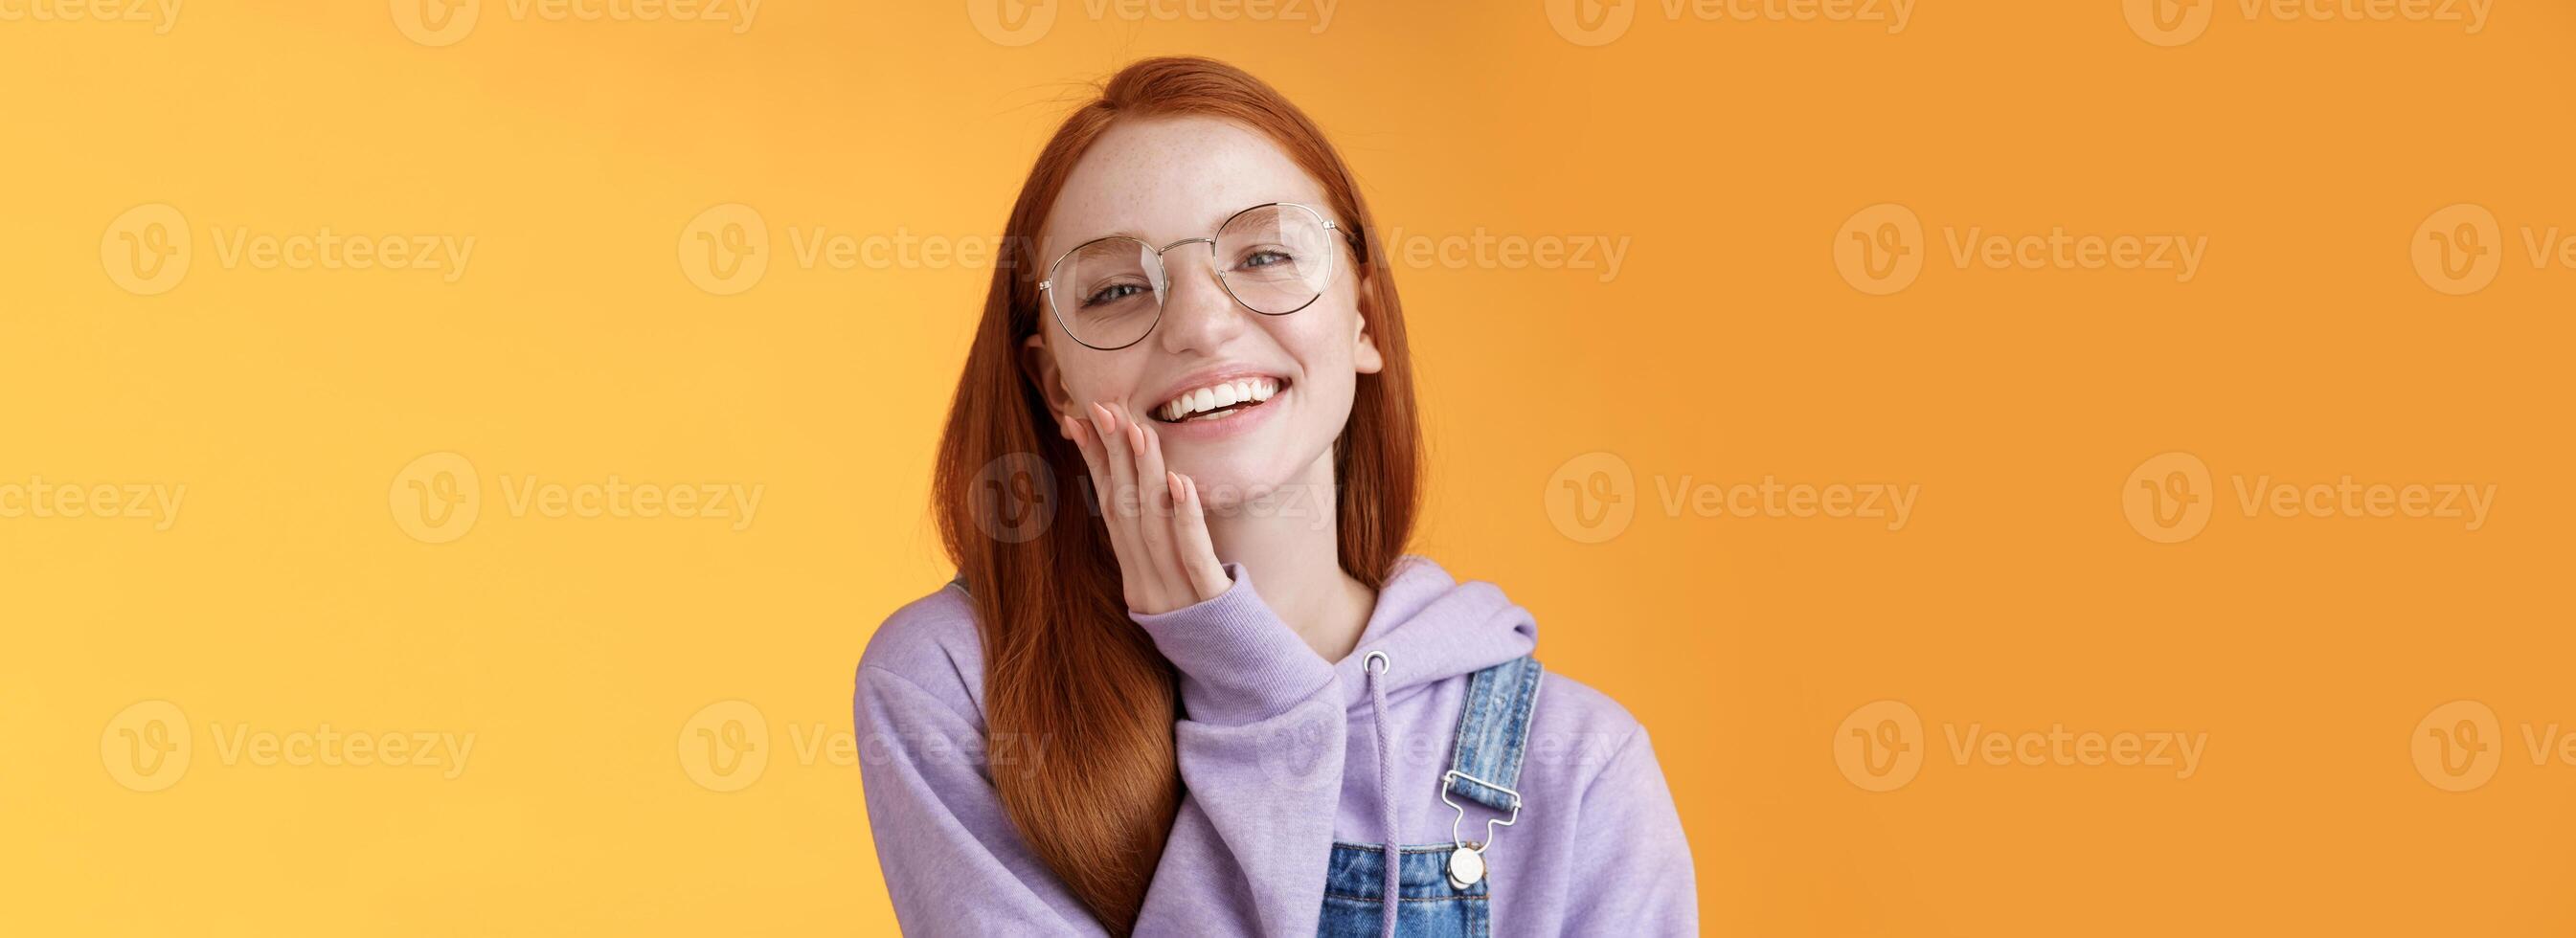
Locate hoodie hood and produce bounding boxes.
[857,552,1696,936]
[1328,555,1539,713]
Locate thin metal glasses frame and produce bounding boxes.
[1037,201,1361,351]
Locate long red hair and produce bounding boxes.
[929,56,1421,931]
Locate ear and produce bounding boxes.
[1019,331,1074,416]
[1351,270,1385,375]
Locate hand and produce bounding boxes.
[1060,401,1231,614]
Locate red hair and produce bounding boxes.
[929,56,1421,931]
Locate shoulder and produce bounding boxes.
[1523,665,1654,793]
[855,579,989,725]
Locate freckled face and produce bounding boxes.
[1027,116,1381,503]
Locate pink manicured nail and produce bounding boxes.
[1166,471,1183,502]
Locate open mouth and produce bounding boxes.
[1151,376,1288,424]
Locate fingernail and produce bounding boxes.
[1166,471,1183,502]
[1091,402,1116,433]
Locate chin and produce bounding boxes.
[1164,442,1330,515]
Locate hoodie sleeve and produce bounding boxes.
[1563,726,1700,935]
[1125,561,1347,938]
[854,660,1117,936]
[855,565,1346,938]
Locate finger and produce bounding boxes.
[1062,411,1114,519]
[1128,421,1185,597]
[1077,406,1151,608]
[1092,402,1139,524]
[1173,474,1229,601]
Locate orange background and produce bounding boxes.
[6,1,2574,934]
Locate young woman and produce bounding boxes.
[855,56,1696,936]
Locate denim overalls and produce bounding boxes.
[1318,654,1544,938]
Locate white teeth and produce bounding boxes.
[1157,377,1285,421]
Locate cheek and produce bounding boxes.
[1050,346,1150,404]
[1274,299,1361,371]
[1268,307,1363,419]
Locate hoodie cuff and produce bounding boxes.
[1128,562,1337,726]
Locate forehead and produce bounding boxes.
[1041,115,1330,250]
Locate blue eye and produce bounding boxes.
[1084,282,1148,307]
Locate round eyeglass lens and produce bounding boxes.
[1214,204,1338,315]
[1051,236,1164,348]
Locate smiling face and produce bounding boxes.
[1023,115,1383,504]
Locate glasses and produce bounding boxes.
[1039,202,1361,350]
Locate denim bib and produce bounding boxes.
[1318,654,1543,938]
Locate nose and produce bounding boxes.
[1155,242,1249,354]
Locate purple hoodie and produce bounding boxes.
[854,555,1697,936]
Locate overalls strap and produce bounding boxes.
[1443,655,1544,815]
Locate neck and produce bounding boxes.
[1202,450,1376,664]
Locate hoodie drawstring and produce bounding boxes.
[1362,649,1399,937]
